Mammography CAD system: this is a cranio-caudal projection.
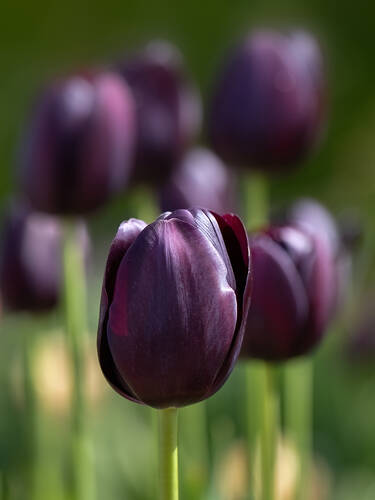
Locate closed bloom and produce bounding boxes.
[158,147,237,214]
[117,40,202,184]
[21,71,136,214]
[208,30,325,170]
[0,204,89,312]
[97,208,251,408]
[241,224,336,360]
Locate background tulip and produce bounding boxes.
[208,30,325,170]
[0,204,90,312]
[21,71,136,214]
[116,40,202,184]
[158,147,237,214]
[98,208,251,409]
[241,224,336,360]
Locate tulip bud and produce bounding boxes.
[117,40,202,184]
[158,147,237,214]
[97,208,251,408]
[0,204,89,312]
[241,224,336,360]
[21,71,136,214]
[208,30,325,170]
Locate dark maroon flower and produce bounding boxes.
[158,147,237,214]
[208,30,326,170]
[21,71,136,214]
[116,40,202,184]
[241,224,336,360]
[0,205,89,313]
[97,208,251,408]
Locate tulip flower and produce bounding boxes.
[208,30,325,170]
[241,224,336,360]
[98,208,251,408]
[21,71,136,214]
[158,147,237,214]
[0,204,89,313]
[117,40,202,184]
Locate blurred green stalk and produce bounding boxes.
[22,325,37,500]
[63,220,94,500]
[284,358,313,500]
[259,364,277,500]
[159,408,179,500]
[243,170,273,500]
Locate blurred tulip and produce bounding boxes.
[0,204,89,312]
[21,71,136,214]
[208,30,325,170]
[158,147,237,213]
[241,224,336,360]
[97,208,251,408]
[117,40,202,184]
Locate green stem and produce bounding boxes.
[260,363,278,500]
[22,325,37,499]
[63,220,94,500]
[242,170,269,230]
[245,362,263,499]
[242,170,271,500]
[284,358,313,500]
[159,408,179,500]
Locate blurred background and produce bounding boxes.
[1,1,375,499]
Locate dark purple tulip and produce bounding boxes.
[117,40,202,184]
[241,224,336,361]
[0,205,89,313]
[97,208,251,409]
[158,147,238,214]
[208,30,325,170]
[21,71,136,214]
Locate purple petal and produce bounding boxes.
[97,218,146,402]
[241,233,309,360]
[209,211,252,390]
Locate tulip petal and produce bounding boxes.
[107,216,238,408]
[97,218,146,402]
[209,212,252,390]
[241,234,309,360]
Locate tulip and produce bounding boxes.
[97,208,251,408]
[158,147,237,214]
[117,40,202,184]
[0,204,88,312]
[21,71,136,214]
[208,30,325,170]
[241,224,336,361]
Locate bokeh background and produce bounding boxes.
[1,1,375,499]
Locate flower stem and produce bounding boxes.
[242,170,270,500]
[284,358,313,500]
[242,170,269,230]
[260,363,278,500]
[22,327,37,499]
[63,220,94,500]
[159,408,179,500]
